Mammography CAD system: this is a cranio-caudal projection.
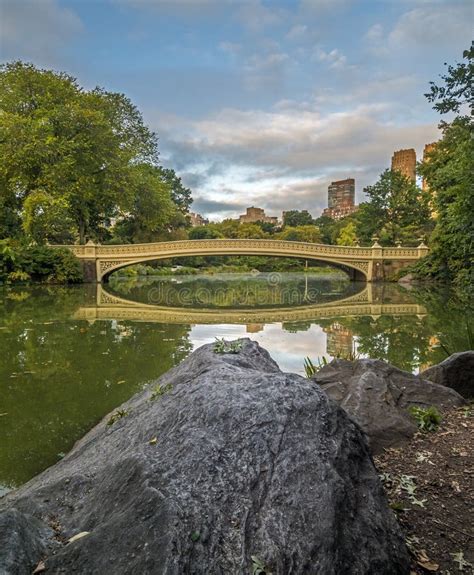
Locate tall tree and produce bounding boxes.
[0,62,180,244]
[416,46,473,290]
[360,169,432,245]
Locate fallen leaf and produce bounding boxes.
[416,549,439,572]
[32,560,46,573]
[149,437,157,445]
[116,380,126,385]
[68,531,90,544]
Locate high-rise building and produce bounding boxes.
[328,178,355,208]
[239,207,278,225]
[391,148,416,181]
[322,178,357,220]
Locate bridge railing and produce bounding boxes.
[54,239,428,260]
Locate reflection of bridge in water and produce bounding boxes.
[73,284,427,324]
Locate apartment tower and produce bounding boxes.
[391,148,416,181]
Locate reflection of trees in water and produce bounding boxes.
[317,286,472,372]
[0,286,192,488]
[109,274,359,309]
[282,321,313,333]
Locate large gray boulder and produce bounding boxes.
[420,351,474,399]
[311,358,465,453]
[0,340,409,575]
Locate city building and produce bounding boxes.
[239,207,278,225]
[322,178,358,220]
[188,212,209,227]
[391,148,416,181]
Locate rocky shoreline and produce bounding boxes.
[0,342,472,574]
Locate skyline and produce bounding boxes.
[1,0,472,220]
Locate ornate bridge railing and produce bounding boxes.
[54,238,429,282]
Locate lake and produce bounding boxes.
[1,273,472,494]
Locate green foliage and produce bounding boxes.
[213,338,243,354]
[0,243,83,284]
[149,382,173,400]
[0,61,190,247]
[189,226,224,240]
[106,409,129,426]
[112,164,176,244]
[408,406,442,432]
[22,191,75,244]
[360,170,433,246]
[336,221,358,246]
[304,356,318,377]
[415,117,474,292]
[282,210,315,227]
[303,355,328,376]
[251,556,269,575]
[412,47,474,292]
[425,46,473,114]
[157,166,192,214]
[277,225,321,243]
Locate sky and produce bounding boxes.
[0,0,472,220]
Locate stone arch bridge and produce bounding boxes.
[58,239,429,283]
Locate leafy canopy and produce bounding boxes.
[0,61,190,245]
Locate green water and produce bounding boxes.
[1,274,472,494]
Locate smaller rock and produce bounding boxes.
[420,351,474,399]
[312,358,465,453]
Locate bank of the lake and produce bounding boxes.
[1,274,472,496]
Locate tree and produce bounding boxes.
[112,164,176,243]
[157,167,192,214]
[236,223,267,239]
[282,210,315,227]
[22,191,74,244]
[0,62,183,244]
[188,226,223,239]
[278,225,322,243]
[336,221,357,246]
[314,215,336,244]
[360,170,432,245]
[415,46,474,290]
[425,45,473,114]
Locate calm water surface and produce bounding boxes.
[1,273,472,493]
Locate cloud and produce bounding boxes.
[0,0,82,67]
[286,24,308,41]
[154,100,440,220]
[313,47,348,69]
[389,4,473,47]
[236,0,287,33]
[191,197,244,218]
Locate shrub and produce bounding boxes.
[0,243,83,284]
[408,406,442,432]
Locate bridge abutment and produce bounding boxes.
[81,260,98,283]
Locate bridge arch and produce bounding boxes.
[56,238,428,283]
[100,252,368,282]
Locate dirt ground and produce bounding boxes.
[374,406,473,575]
